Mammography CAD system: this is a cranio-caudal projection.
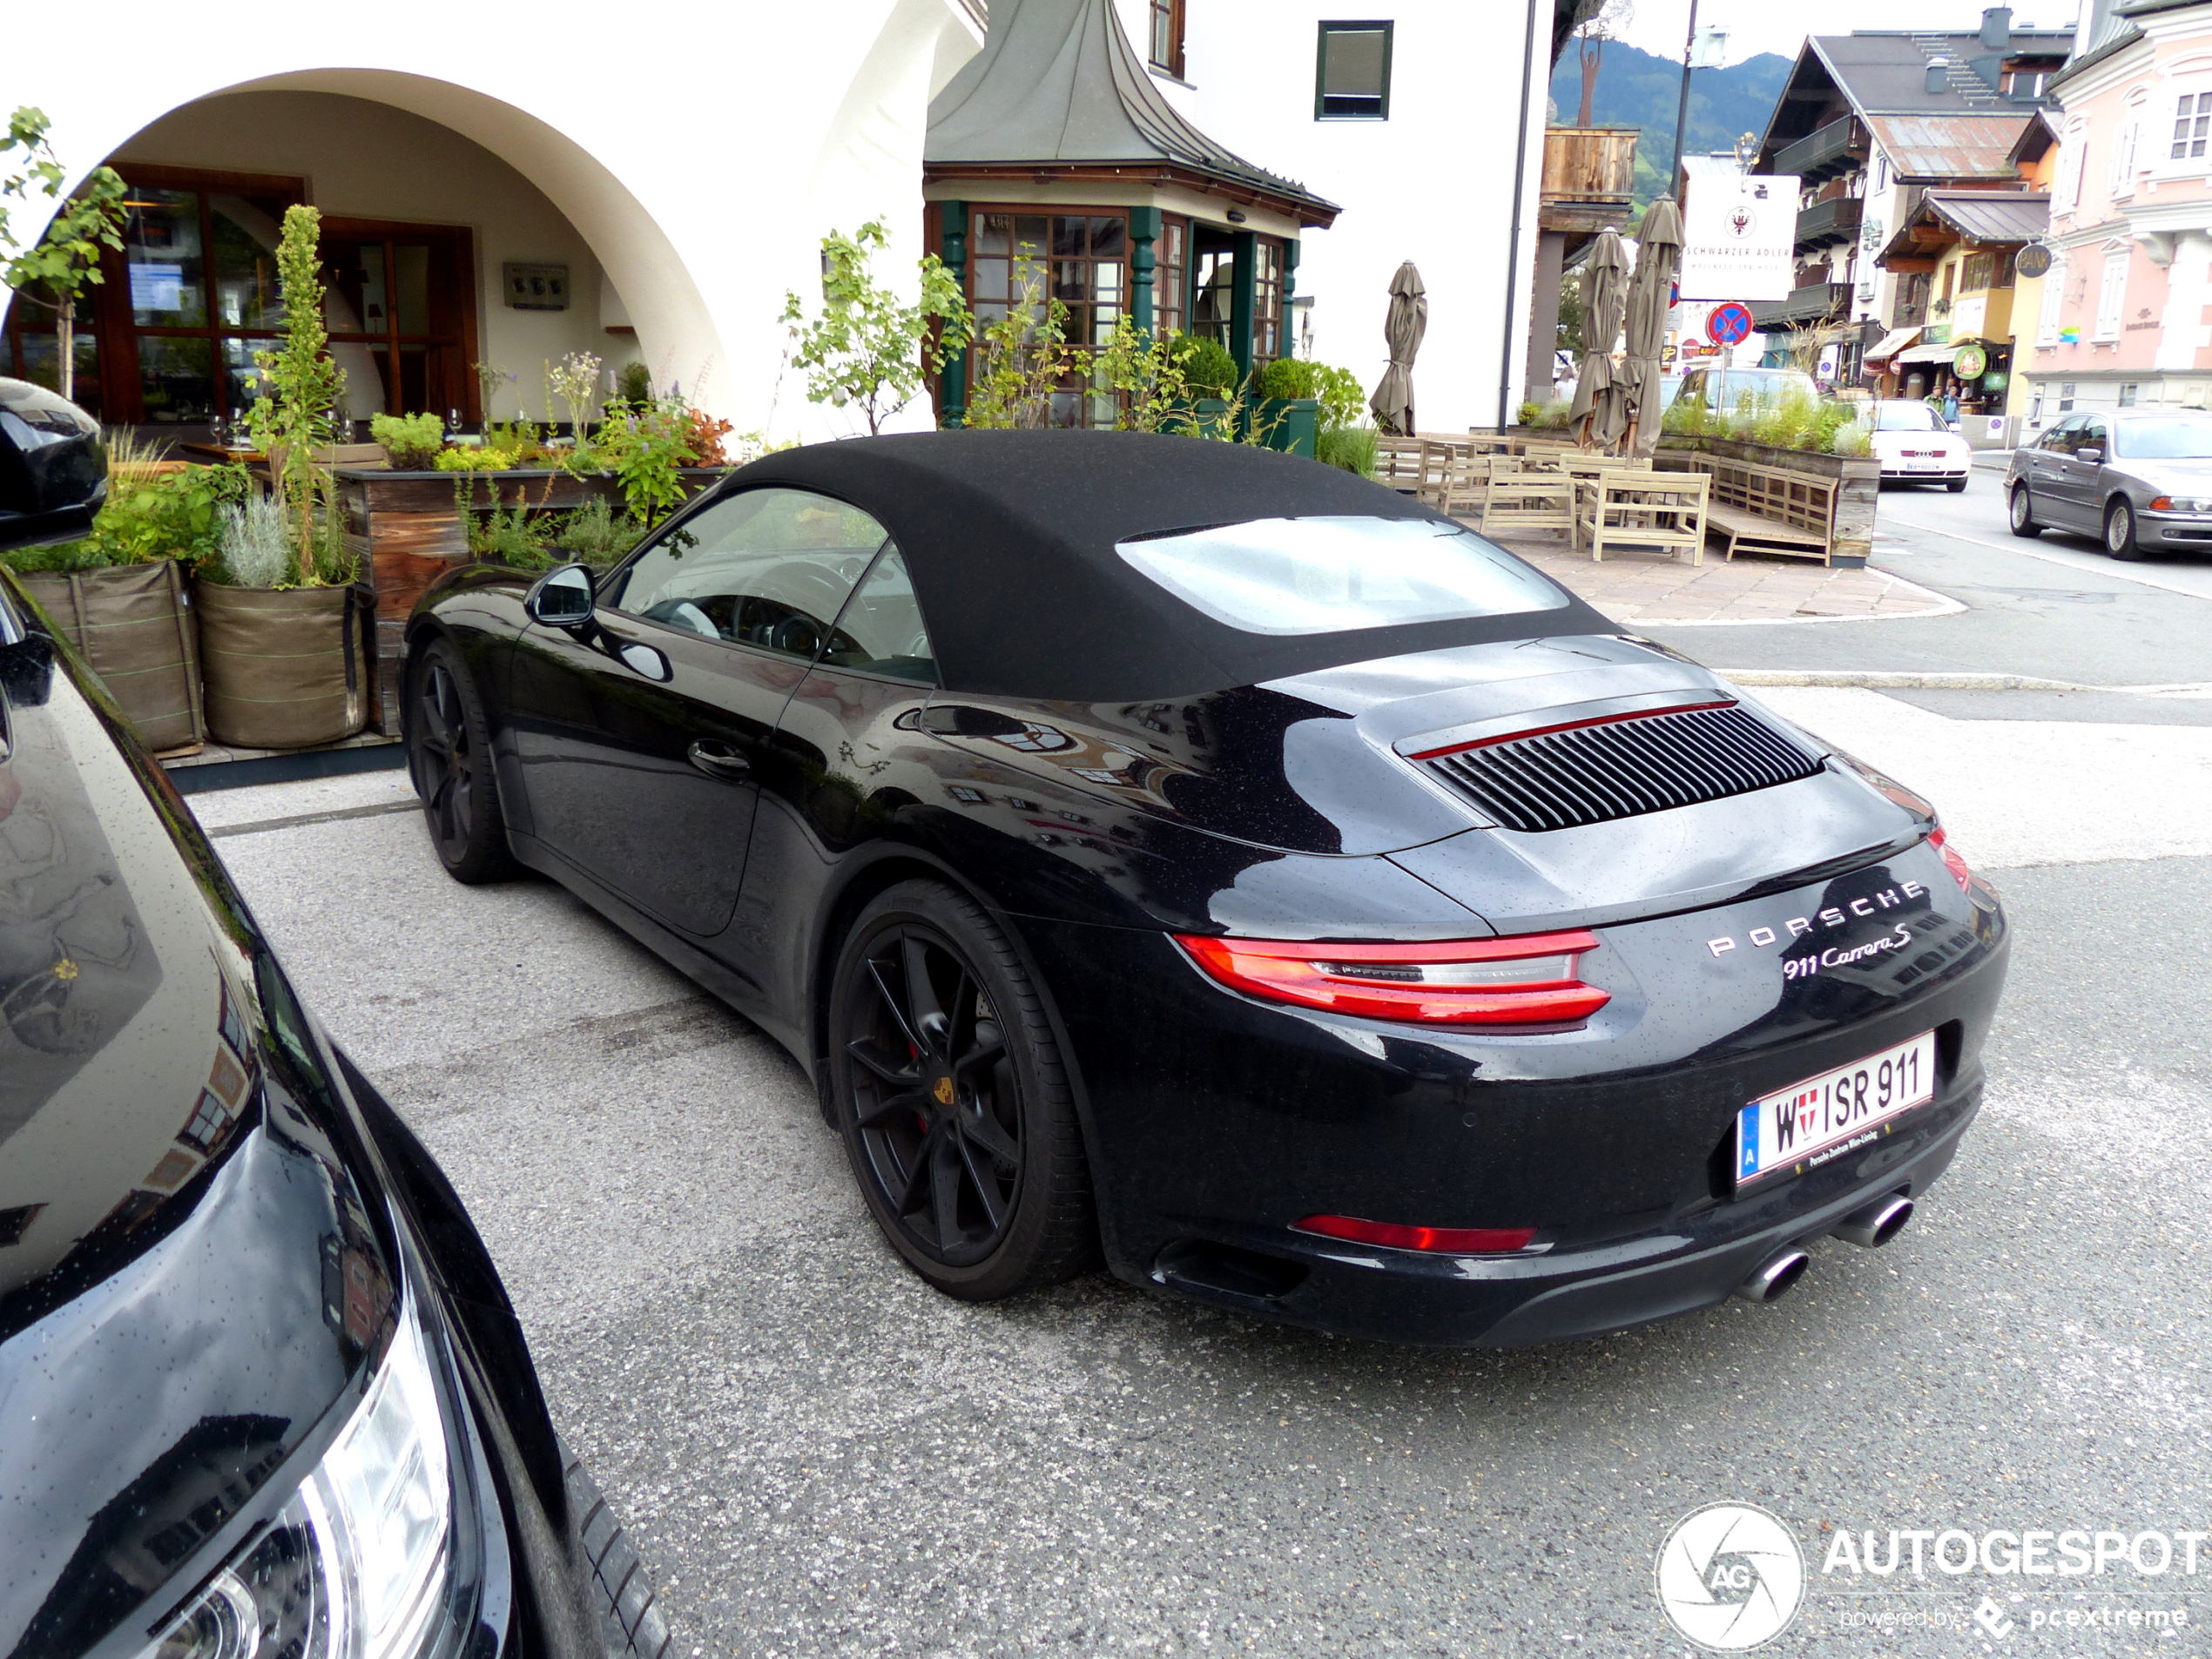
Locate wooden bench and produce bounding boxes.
[1575,470,1710,563]
[1656,453,1838,563]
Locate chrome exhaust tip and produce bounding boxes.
[1734,1248,1811,1304]
[1832,1194,1914,1250]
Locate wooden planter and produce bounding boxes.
[1656,435,1880,565]
[334,465,720,732]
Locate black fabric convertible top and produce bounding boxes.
[722,431,1614,700]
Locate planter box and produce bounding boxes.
[1656,434,1880,565]
[1160,397,1320,456]
[334,465,720,732]
[195,580,373,750]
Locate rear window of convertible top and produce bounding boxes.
[1115,515,1570,637]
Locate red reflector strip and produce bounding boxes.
[1406,699,1737,761]
[1295,1214,1538,1254]
[1174,930,1609,1026]
[1928,826,1975,894]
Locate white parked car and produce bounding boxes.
[1868,400,1971,490]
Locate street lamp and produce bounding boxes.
[1666,8,1730,197]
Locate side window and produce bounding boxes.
[2040,416,2079,454]
[2079,416,2108,456]
[607,487,888,662]
[820,546,936,684]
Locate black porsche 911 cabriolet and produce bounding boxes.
[406,429,2007,1346]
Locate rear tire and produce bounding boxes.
[1945,475,1968,493]
[2105,497,2146,562]
[827,880,1095,1300]
[2007,483,2042,538]
[406,638,518,884]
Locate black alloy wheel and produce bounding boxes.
[2008,483,2042,537]
[407,639,517,884]
[2105,497,2147,562]
[828,880,1094,1299]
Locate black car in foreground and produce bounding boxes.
[0,378,649,1659]
[407,429,2009,1347]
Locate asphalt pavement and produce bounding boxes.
[187,507,2212,1656]
[1642,467,2212,695]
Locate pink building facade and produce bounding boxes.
[2029,0,2212,433]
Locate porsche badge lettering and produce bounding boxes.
[1705,881,1928,958]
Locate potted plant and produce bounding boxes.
[194,205,373,750]
[0,435,244,752]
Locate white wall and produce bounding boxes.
[2,0,984,440]
[1150,0,1552,431]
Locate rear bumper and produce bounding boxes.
[1015,843,2007,1347]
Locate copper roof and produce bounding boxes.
[1862,113,2036,181]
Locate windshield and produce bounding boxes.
[1871,402,1945,433]
[2112,419,2212,460]
[1116,516,1570,637]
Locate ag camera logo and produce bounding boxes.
[1656,1502,1805,1650]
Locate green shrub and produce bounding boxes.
[1172,335,1240,398]
[371,410,444,470]
[1255,358,1366,428]
[613,361,653,406]
[1516,400,1542,428]
[3,462,251,573]
[548,496,642,565]
[212,492,294,588]
[1315,422,1379,478]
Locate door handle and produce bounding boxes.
[687,738,751,780]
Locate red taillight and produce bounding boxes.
[1173,930,1608,1026]
[1928,826,1975,894]
[1295,1214,1538,1254]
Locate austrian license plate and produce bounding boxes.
[1734,1031,1938,1190]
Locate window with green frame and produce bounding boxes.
[1316,22,1393,119]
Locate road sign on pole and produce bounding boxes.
[1707,302,1754,347]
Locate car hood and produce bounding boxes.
[0,626,388,1659]
[924,634,1926,927]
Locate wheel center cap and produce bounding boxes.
[931,1073,956,1109]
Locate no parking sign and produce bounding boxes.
[1707,302,1754,347]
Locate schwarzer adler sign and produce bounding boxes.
[1679,174,1801,302]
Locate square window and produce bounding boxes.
[1316,22,1393,119]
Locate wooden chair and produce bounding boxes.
[1575,470,1711,564]
[1420,450,1518,516]
[1480,473,1576,541]
[1375,433,1428,492]
[1465,430,1514,455]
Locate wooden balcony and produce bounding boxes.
[1794,195,1863,252]
[1773,117,1866,185]
[1541,126,1638,237]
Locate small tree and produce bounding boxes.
[0,107,127,404]
[780,220,970,435]
[246,205,347,585]
[963,257,1089,429]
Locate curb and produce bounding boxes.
[1720,670,2212,696]
[563,1441,676,1659]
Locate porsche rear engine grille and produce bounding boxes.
[1416,704,1824,833]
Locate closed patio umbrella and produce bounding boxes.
[1369,261,1427,435]
[1569,228,1630,449]
[1621,198,1684,457]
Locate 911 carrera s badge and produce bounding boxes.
[932,1076,956,1107]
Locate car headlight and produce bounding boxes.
[138,1286,476,1659]
[2149,494,2212,513]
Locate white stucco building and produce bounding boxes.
[4,0,1566,442]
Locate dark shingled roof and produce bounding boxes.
[926,0,1339,222]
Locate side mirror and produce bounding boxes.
[0,379,107,555]
[2076,447,2104,464]
[524,563,596,627]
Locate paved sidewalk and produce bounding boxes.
[1480,527,1959,624]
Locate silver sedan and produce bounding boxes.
[2006,408,2212,561]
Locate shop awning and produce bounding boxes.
[1864,326,1921,362]
[1895,342,1960,366]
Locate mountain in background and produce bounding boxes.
[1548,40,1794,210]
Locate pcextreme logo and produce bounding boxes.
[1656,1503,1805,1650]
